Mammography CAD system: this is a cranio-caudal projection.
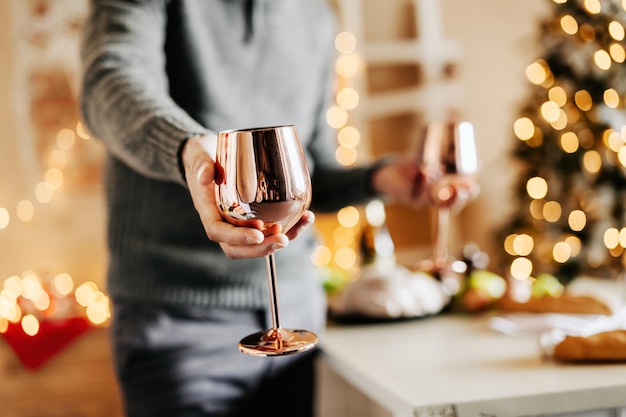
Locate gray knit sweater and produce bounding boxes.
[80,0,376,309]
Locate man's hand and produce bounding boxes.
[181,134,314,259]
[370,155,480,210]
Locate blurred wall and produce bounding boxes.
[0,0,108,289]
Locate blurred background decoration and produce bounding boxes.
[499,0,626,287]
[0,0,108,364]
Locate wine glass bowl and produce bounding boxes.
[415,120,480,293]
[419,120,479,208]
[215,126,312,233]
[215,125,318,356]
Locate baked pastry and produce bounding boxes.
[553,330,626,361]
[499,294,613,316]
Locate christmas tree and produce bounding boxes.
[500,0,626,283]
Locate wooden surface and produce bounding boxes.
[0,327,124,417]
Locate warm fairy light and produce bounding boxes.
[574,90,593,111]
[311,245,332,267]
[513,117,535,140]
[563,103,580,124]
[513,234,534,256]
[48,149,67,169]
[560,132,579,153]
[44,168,64,190]
[550,109,568,130]
[3,276,22,298]
[32,291,51,311]
[553,0,567,3]
[335,31,357,54]
[583,150,602,173]
[20,272,44,301]
[609,43,626,62]
[333,226,356,247]
[56,128,76,151]
[526,61,549,85]
[337,206,360,228]
[334,247,357,269]
[526,129,544,148]
[540,101,561,122]
[336,88,359,110]
[0,319,7,333]
[584,0,601,14]
[604,227,620,249]
[623,0,626,12]
[21,314,40,336]
[86,293,110,324]
[548,86,567,106]
[594,49,612,70]
[0,292,15,320]
[365,200,386,227]
[543,201,562,222]
[510,257,533,280]
[553,241,571,263]
[16,200,34,222]
[609,21,625,40]
[530,200,545,220]
[35,182,54,203]
[607,131,622,152]
[526,176,548,199]
[0,208,8,229]
[504,234,518,255]
[335,146,358,166]
[560,15,578,35]
[609,245,624,258]
[326,106,348,129]
[75,281,99,307]
[565,236,582,256]
[338,126,360,148]
[52,272,74,296]
[568,210,587,231]
[335,53,360,78]
[603,88,620,108]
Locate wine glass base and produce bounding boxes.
[238,328,318,357]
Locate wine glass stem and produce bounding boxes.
[265,254,282,330]
[434,207,450,267]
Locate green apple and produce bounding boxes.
[467,270,507,299]
[531,273,564,298]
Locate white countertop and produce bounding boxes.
[320,313,626,417]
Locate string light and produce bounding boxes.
[560,15,578,35]
[583,0,602,14]
[513,117,535,141]
[0,271,111,336]
[594,49,612,70]
[609,21,625,41]
[1,121,92,231]
[526,177,548,199]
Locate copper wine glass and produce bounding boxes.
[215,125,318,356]
[416,120,479,292]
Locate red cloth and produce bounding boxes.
[1,317,92,370]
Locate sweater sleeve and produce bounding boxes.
[80,0,210,185]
